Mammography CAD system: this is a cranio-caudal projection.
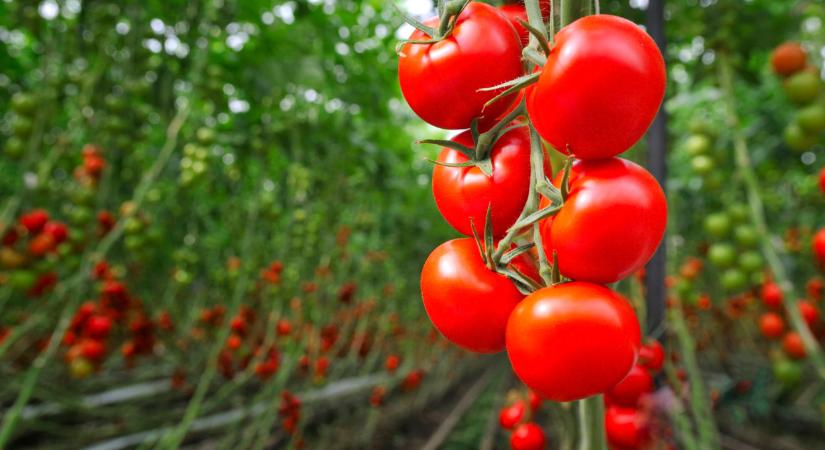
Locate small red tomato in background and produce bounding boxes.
[385,354,400,373]
[528,390,543,412]
[758,312,785,339]
[527,15,665,159]
[276,319,291,337]
[813,229,825,268]
[85,315,113,340]
[421,238,524,353]
[605,406,651,450]
[432,127,549,238]
[20,209,49,234]
[506,282,641,402]
[818,167,825,195]
[798,300,820,327]
[782,332,807,360]
[540,158,667,283]
[510,422,546,450]
[498,401,526,430]
[43,221,68,244]
[808,277,823,301]
[605,365,653,408]
[29,233,56,257]
[761,282,784,309]
[398,2,523,130]
[771,42,807,76]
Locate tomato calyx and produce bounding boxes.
[394,0,471,51]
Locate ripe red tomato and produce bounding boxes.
[540,158,667,283]
[398,2,523,130]
[80,339,106,362]
[814,229,825,267]
[20,209,49,234]
[43,221,68,244]
[506,282,641,402]
[605,365,653,408]
[28,233,56,257]
[798,300,820,326]
[85,315,113,340]
[761,282,784,309]
[498,1,551,46]
[771,42,807,76]
[421,238,524,353]
[385,354,400,373]
[433,127,549,238]
[510,422,546,450]
[758,312,785,339]
[527,15,665,159]
[819,167,825,195]
[637,340,664,372]
[782,332,807,360]
[604,406,651,450]
[498,401,526,430]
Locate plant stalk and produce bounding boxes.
[561,0,591,28]
[576,396,607,450]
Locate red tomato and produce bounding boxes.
[814,229,825,267]
[498,1,550,46]
[510,422,546,450]
[276,319,291,337]
[808,277,823,301]
[637,340,664,372]
[758,312,785,339]
[385,354,400,373]
[80,339,106,362]
[761,282,784,309]
[498,401,526,430]
[28,232,56,257]
[43,221,68,244]
[398,2,523,130]
[527,15,665,159]
[433,127,549,238]
[605,406,651,450]
[85,315,113,340]
[20,209,49,234]
[818,167,825,195]
[506,282,641,402]
[782,332,807,360]
[421,238,524,353]
[540,158,667,283]
[528,390,543,412]
[606,365,653,408]
[771,42,807,76]
[798,300,820,326]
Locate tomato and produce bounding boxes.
[421,238,524,353]
[703,213,731,238]
[808,277,823,301]
[771,42,807,76]
[398,2,523,130]
[737,251,763,274]
[797,104,825,134]
[637,340,664,372]
[540,158,666,284]
[20,209,49,234]
[499,401,526,430]
[684,134,711,156]
[29,233,56,257]
[761,282,784,309]
[798,300,820,326]
[690,155,715,175]
[433,127,549,238]
[783,71,821,105]
[782,332,806,360]
[707,243,736,268]
[773,359,802,387]
[604,406,651,450]
[385,354,400,373]
[506,282,641,402]
[783,122,817,152]
[733,225,759,248]
[819,167,825,196]
[814,229,825,267]
[758,312,785,339]
[527,15,665,159]
[605,365,653,408]
[85,315,113,340]
[510,423,546,450]
[43,221,68,245]
[498,1,551,46]
[721,268,747,292]
[528,390,543,412]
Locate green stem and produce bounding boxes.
[560,0,591,27]
[717,51,825,381]
[524,0,549,46]
[576,396,607,450]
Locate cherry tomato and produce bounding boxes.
[782,332,807,360]
[771,42,807,76]
[798,300,820,326]
[540,158,667,283]
[498,401,526,430]
[605,406,651,450]
[527,15,665,159]
[510,422,546,450]
[819,167,825,196]
[433,127,549,238]
[773,359,802,387]
[783,71,821,105]
[398,2,523,130]
[43,221,68,244]
[20,209,49,234]
[758,312,785,340]
[761,282,784,309]
[814,229,825,267]
[605,365,653,408]
[421,238,524,353]
[637,340,664,372]
[506,282,641,402]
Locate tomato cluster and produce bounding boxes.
[399,2,667,415]
[770,42,825,152]
[498,390,546,450]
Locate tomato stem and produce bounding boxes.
[576,395,607,450]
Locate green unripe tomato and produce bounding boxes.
[784,122,817,152]
[708,243,737,268]
[196,128,216,145]
[773,359,802,387]
[11,93,37,115]
[783,71,821,105]
[8,270,36,290]
[796,104,825,134]
[721,268,748,292]
[734,225,759,248]
[69,207,92,225]
[703,213,732,238]
[738,250,763,273]
[675,278,693,299]
[11,116,33,136]
[685,134,712,156]
[691,155,715,175]
[5,137,25,157]
[727,204,750,224]
[123,234,144,251]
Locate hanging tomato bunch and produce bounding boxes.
[397,1,666,442]
[770,42,825,152]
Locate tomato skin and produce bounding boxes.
[814,229,825,267]
[498,401,526,430]
[604,406,651,450]
[605,365,653,408]
[782,332,807,360]
[798,300,820,326]
[506,282,641,402]
[527,15,665,159]
[421,238,524,353]
[398,3,523,130]
[510,423,547,450]
[433,127,550,238]
[771,42,807,76]
[761,282,784,309]
[498,1,551,46]
[540,158,667,284]
[758,312,785,340]
[637,340,664,372]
